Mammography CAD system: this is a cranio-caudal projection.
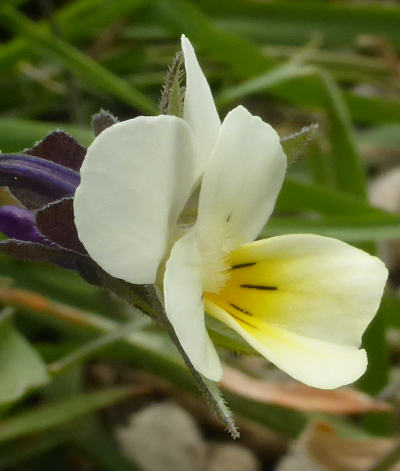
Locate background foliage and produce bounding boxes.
[1,0,400,470]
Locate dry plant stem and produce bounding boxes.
[368,441,400,471]
[0,284,113,330]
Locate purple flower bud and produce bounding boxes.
[0,154,80,209]
[0,205,50,245]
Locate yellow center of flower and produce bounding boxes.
[198,223,243,294]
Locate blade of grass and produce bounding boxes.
[216,62,316,108]
[263,215,400,242]
[154,0,400,125]
[319,70,367,197]
[47,320,140,375]
[201,0,400,48]
[0,117,92,151]
[0,387,134,443]
[0,7,157,114]
[277,178,398,219]
[0,0,152,71]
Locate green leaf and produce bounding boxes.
[0,386,133,443]
[281,123,319,166]
[0,313,49,406]
[160,51,184,117]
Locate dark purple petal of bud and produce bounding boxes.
[0,154,80,210]
[25,131,86,171]
[0,205,49,245]
[36,198,86,254]
[0,239,78,269]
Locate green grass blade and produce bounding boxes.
[201,0,400,48]
[0,387,134,443]
[0,0,152,71]
[263,215,400,242]
[319,70,367,197]
[0,7,157,114]
[277,178,397,218]
[153,0,400,125]
[0,117,92,151]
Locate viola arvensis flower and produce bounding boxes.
[74,36,387,389]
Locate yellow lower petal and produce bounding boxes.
[204,234,387,388]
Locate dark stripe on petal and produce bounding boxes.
[230,262,256,270]
[229,303,252,316]
[230,312,257,329]
[240,284,278,291]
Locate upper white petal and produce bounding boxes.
[74,115,196,284]
[164,231,223,381]
[205,234,388,389]
[196,105,286,245]
[181,35,221,176]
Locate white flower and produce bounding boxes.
[74,36,388,389]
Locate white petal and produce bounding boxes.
[205,234,388,389]
[197,105,286,244]
[164,231,222,381]
[74,115,196,284]
[181,35,221,175]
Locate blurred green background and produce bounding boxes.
[1,1,400,470]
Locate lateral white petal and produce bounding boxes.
[181,35,220,175]
[205,234,388,389]
[164,231,223,381]
[197,105,286,244]
[74,115,196,284]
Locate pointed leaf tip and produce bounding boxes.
[36,198,86,254]
[91,109,118,137]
